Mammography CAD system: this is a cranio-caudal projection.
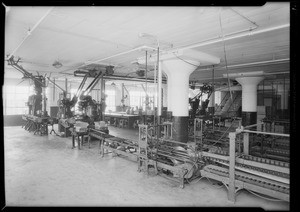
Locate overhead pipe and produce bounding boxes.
[70,74,167,83]
[220,58,289,69]
[178,24,289,51]
[81,45,157,67]
[74,22,286,75]
[8,7,54,59]
[136,24,289,64]
[195,58,289,72]
[194,71,290,83]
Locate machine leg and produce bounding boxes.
[100,139,105,157]
[88,135,91,148]
[99,139,102,155]
[145,160,148,174]
[33,123,39,135]
[137,158,141,172]
[72,135,75,149]
[77,135,81,150]
[243,133,249,155]
[24,121,28,130]
[154,162,158,175]
[228,132,236,203]
[180,177,184,189]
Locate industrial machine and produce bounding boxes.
[91,117,289,203]
[189,84,213,119]
[67,67,115,140]
[48,67,111,137]
[46,77,78,137]
[7,56,50,135]
[74,70,108,133]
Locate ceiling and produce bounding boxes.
[4,3,290,85]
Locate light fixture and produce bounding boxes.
[52,60,63,69]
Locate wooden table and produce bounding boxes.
[71,129,89,150]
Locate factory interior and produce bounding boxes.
[3,3,292,209]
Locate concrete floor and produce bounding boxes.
[4,126,289,209]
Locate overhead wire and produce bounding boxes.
[218,8,233,100]
[229,8,259,28]
[172,52,200,67]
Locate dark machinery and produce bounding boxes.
[8,56,48,117]
[7,56,50,135]
[72,67,115,135]
[92,119,289,203]
[75,71,104,124]
[47,77,76,120]
[47,77,78,137]
[189,84,213,119]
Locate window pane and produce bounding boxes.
[5,86,15,93]
[15,86,28,94]
[3,84,30,115]
[105,90,115,112]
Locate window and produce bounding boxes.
[105,90,115,112]
[130,90,154,110]
[3,85,31,115]
[130,91,142,108]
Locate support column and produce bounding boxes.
[138,49,220,143]
[162,83,168,107]
[236,77,264,127]
[228,132,236,203]
[167,74,173,112]
[163,59,201,143]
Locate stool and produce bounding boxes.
[72,132,88,150]
[49,119,58,135]
[119,119,124,128]
[113,118,118,127]
[123,119,129,128]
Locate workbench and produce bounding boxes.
[104,112,140,129]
